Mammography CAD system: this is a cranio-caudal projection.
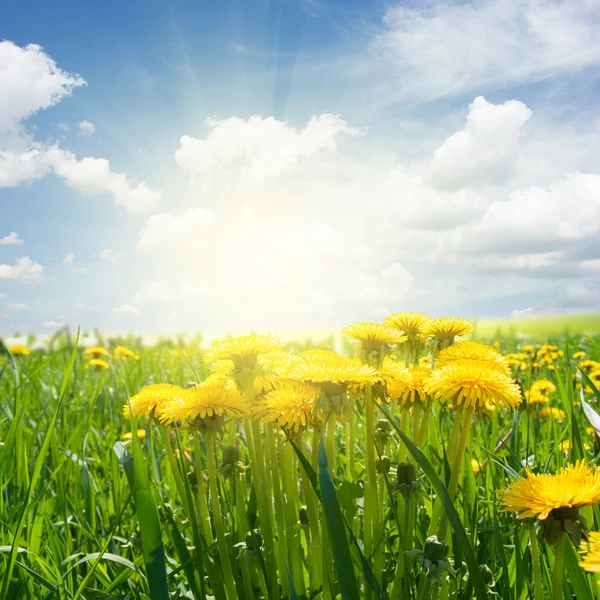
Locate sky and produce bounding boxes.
[1,0,600,337]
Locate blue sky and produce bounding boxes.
[2,0,600,337]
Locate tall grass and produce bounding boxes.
[1,329,600,599]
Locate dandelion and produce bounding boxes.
[122,429,146,440]
[203,334,282,371]
[530,379,557,395]
[580,531,600,572]
[538,407,565,420]
[471,457,483,476]
[7,344,30,356]
[422,317,474,345]
[88,358,109,370]
[84,346,109,358]
[499,460,600,521]
[426,361,522,412]
[252,381,322,433]
[342,321,407,351]
[376,356,406,400]
[522,345,535,353]
[114,345,137,360]
[158,379,248,425]
[572,351,586,360]
[388,366,432,408]
[384,312,429,341]
[435,341,510,375]
[123,383,183,419]
[525,390,550,405]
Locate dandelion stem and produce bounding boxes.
[553,531,565,600]
[528,521,544,600]
[438,406,475,541]
[206,432,238,600]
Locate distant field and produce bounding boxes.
[472,313,600,339]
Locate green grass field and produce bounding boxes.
[2,317,600,600]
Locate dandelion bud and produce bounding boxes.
[423,535,448,563]
[222,446,240,466]
[376,455,391,474]
[396,462,417,485]
[480,564,494,585]
[245,529,263,550]
[299,506,310,527]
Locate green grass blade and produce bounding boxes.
[564,536,593,600]
[0,331,79,599]
[317,439,360,600]
[121,408,170,600]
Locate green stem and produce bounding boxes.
[265,426,290,597]
[298,432,323,595]
[438,406,475,541]
[194,435,214,545]
[206,432,238,600]
[160,425,191,518]
[528,521,543,600]
[553,531,565,600]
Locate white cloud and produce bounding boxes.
[0,41,160,214]
[78,120,95,136]
[175,114,357,186]
[0,257,43,282]
[75,303,86,309]
[0,41,85,140]
[372,0,600,102]
[8,303,27,311]
[71,266,88,275]
[97,248,122,264]
[43,320,62,327]
[0,293,6,300]
[113,304,142,317]
[62,252,74,265]
[510,307,535,318]
[0,232,23,246]
[54,153,161,214]
[136,208,214,252]
[428,96,532,190]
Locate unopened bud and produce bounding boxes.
[376,455,391,474]
[245,529,263,550]
[396,462,417,485]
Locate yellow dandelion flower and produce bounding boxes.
[436,341,510,375]
[530,379,556,395]
[377,356,406,397]
[471,457,483,476]
[422,317,474,343]
[342,322,407,351]
[122,429,146,440]
[383,312,429,340]
[84,346,109,357]
[159,379,248,424]
[287,351,378,390]
[7,344,30,356]
[493,341,501,349]
[500,460,600,520]
[124,383,183,419]
[580,531,600,572]
[522,345,535,353]
[252,381,322,432]
[88,358,109,370]
[536,344,558,357]
[114,345,136,360]
[426,360,521,412]
[387,366,432,407]
[587,427,596,436]
[559,440,571,451]
[525,390,550,405]
[572,351,586,360]
[203,335,282,370]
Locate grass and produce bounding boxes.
[1,324,600,599]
